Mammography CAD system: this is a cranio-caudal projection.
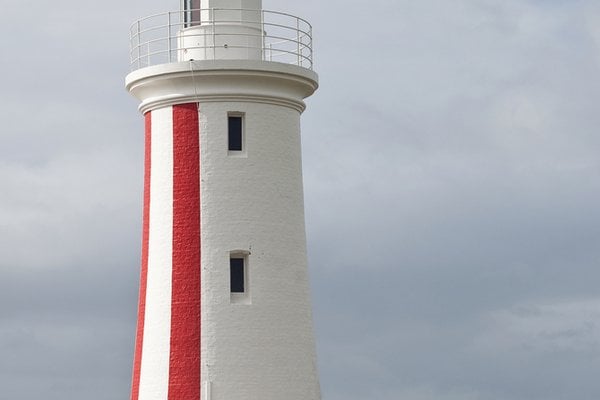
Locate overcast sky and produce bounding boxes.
[1,0,600,399]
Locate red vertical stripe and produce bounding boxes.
[169,103,201,399]
[131,112,152,400]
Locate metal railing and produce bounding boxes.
[129,8,313,71]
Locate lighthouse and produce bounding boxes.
[125,1,320,399]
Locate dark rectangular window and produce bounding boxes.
[230,257,245,293]
[228,115,243,151]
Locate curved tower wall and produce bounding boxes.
[200,99,319,399]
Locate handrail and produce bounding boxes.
[129,8,314,71]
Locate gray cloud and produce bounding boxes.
[1,0,599,399]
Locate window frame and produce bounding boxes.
[227,112,245,154]
[229,250,251,304]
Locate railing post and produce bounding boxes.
[296,17,300,66]
[136,20,141,70]
[261,10,266,62]
[211,8,216,60]
[309,25,313,70]
[167,12,172,63]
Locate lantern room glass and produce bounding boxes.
[182,0,201,27]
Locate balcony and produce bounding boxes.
[129,8,313,71]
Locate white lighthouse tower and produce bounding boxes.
[125,1,320,399]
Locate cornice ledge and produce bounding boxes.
[126,60,319,94]
[138,93,306,114]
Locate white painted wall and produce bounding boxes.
[178,0,263,62]
[199,100,320,400]
[139,108,174,400]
